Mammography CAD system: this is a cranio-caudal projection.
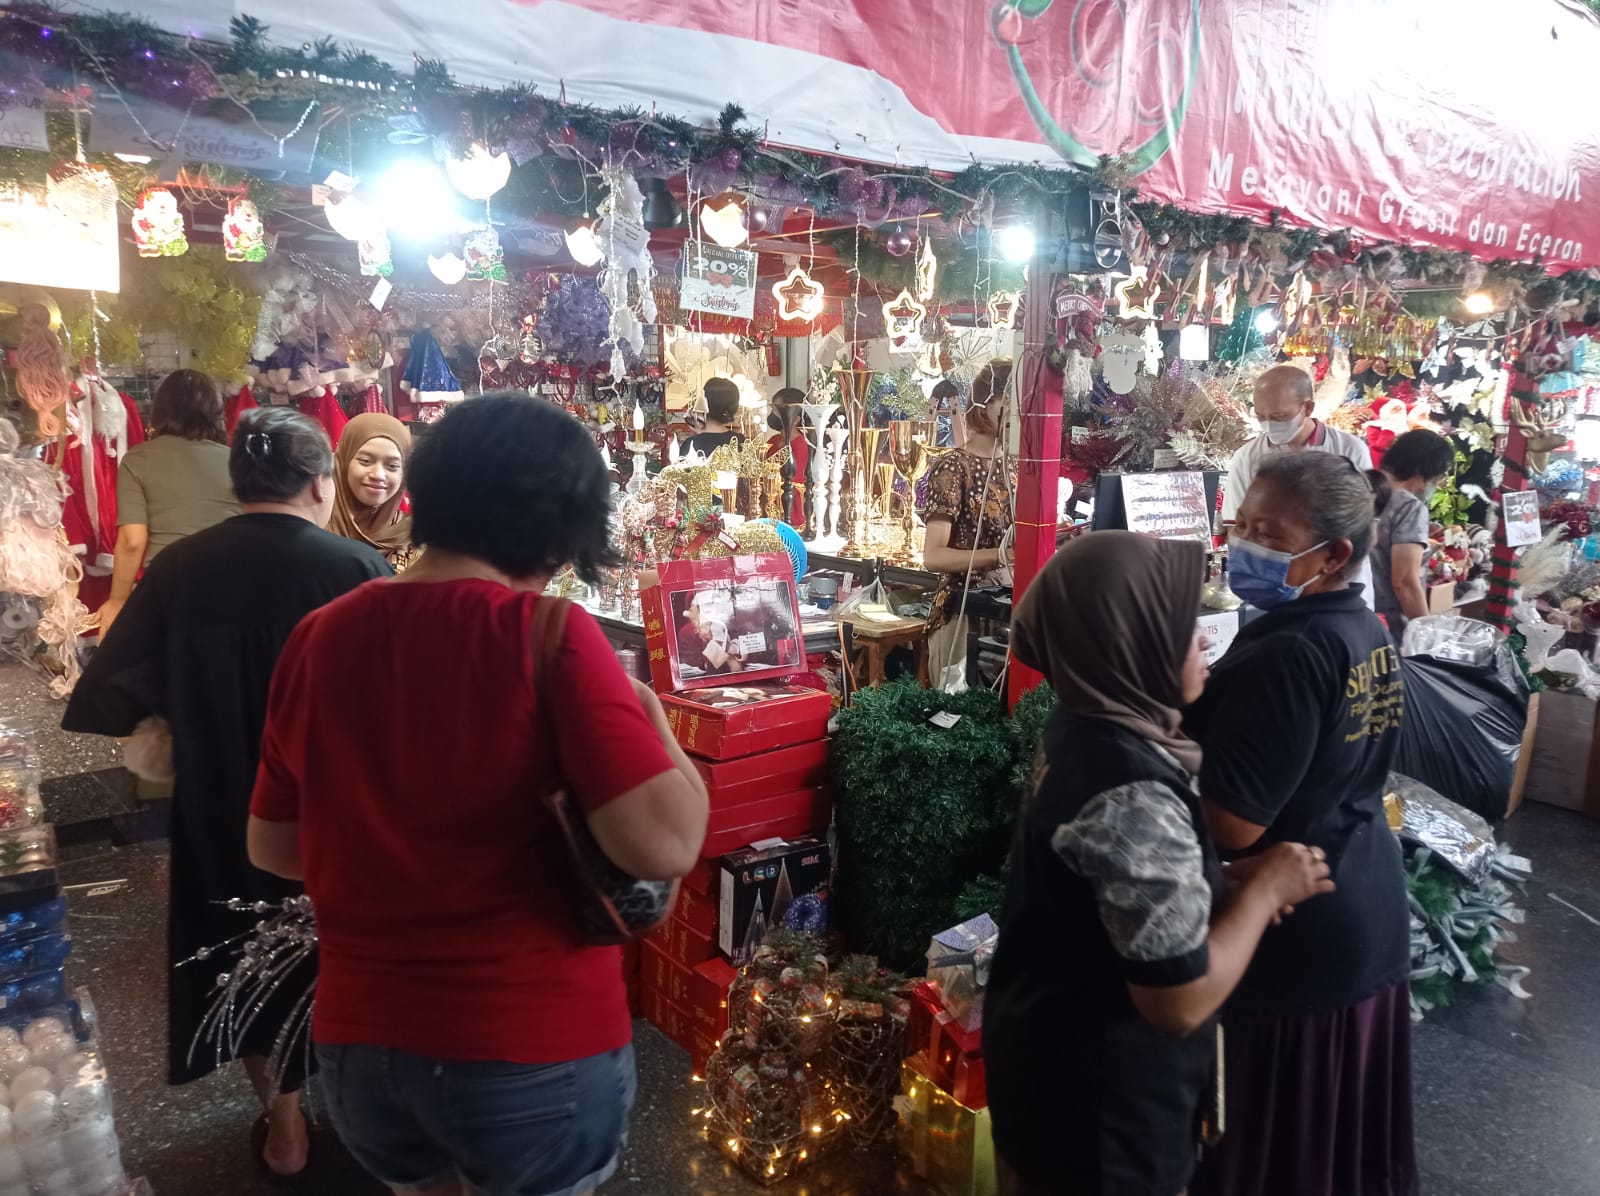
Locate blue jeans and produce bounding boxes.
[316,1042,636,1196]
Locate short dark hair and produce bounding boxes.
[704,378,740,424]
[230,408,333,503]
[771,387,805,406]
[152,369,226,444]
[407,393,618,583]
[1255,452,1377,577]
[1382,428,1454,483]
[966,360,1013,436]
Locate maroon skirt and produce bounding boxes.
[1190,980,1417,1196]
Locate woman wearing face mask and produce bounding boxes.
[1185,452,1415,1196]
[1369,429,1454,642]
[330,413,418,570]
[63,408,391,1179]
[986,532,1334,1196]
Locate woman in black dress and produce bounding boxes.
[1187,452,1416,1196]
[63,408,390,1177]
[984,532,1334,1196]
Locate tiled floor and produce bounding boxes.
[13,663,1600,1194]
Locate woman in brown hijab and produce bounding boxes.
[329,413,417,570]
[981,531,1333,1196]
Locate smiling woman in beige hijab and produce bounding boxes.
[329,413,416,569]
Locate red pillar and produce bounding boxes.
[1485,361,1536,632]
[1007,248,1064,707]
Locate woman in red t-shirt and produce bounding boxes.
[247,394,709,1196]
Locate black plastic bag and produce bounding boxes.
[1395,639,1530,821]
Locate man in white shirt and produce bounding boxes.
[1222,364,1376,608]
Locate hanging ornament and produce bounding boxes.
[132,188,187,258]
[464,226,507,282]
[885,229,914,257]
[323,193,375,241]
[987,290,1021,330]
[358,225,393,278]
[565,224,605,267]
[1098,328,1144,395]
[444,142,511,201]
[882,288,927,355]
[915,237,938,303]
[427,252,467,285]
[1179,324,1210,361]
[699,199,749,248]
[772,265,825,323]
[1113,266,1160,320]
[223,197,267,263]
[1211,272,1239,326]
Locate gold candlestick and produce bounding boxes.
[834,367,879,556]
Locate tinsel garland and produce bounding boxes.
[1406,843,1531,1019]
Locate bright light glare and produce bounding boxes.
[1463,291,1495,315]
[375,160,465,240]
[1253,309,1280,333]
[997,225,1035,263]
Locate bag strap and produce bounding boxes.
[526,594,572,697]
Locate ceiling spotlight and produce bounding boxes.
[375,160,466,241]
[997,225,1035,263]
[1463,290,1495,315]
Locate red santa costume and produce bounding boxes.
[223,382,259,439]
[43,372,146,615]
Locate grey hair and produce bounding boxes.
[229,407,334,503]
[1254,452,1377,576]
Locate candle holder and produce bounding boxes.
[833,367,878,557]
[800,401,843,550]
[624,440,653,494]
[889,419,931,562]
[825,424,848,545]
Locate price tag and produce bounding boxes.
[735,632,767,656]
[369,277,393,310]
[928,710,963,730]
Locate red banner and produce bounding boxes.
[142,0,1600,268]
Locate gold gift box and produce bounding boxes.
[896,1054,997,1196]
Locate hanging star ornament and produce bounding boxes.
[882,288,927,354]
[772,266,825,322]
[1114,267,1160,319]
[987,290,1020,330]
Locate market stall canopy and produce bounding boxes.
[125,0,1600,269]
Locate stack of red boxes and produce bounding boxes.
[630,554,836,1074]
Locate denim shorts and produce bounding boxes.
[316,1041,636,1196]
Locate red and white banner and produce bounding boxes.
[137,0,1600,268]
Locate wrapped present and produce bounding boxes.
[650,914,717,970]
[952,1053,987,1111]
[675,883,719,938]
[641,939,695,1007]
[896,1055,997,1196]
[906,980,943,1061]
[718,837,832,964]
[662,683,831,760]
[703,788,834,857]
[641,554,807,693]
[694,739,831,805]
[926,914,997,1032]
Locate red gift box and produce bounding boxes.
[641,938,695,1007]
[694,739,831,806]
[690,957,738,1036]
[641,985,691,1043]
[662,683,831,761]
[641,554,807,693]
[674,883,718,938]
[906,981,942,1061]
[649,914,717,970]
[701,786,834,857]
[952,1053,988,1110]
[682,857,719,897]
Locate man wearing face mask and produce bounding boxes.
[1221,364,1376,609]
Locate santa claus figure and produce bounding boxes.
[44,367,146,615]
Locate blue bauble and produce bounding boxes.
[783,892,827,935]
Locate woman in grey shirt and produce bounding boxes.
[1368,429,1454,641]
[100,370,239,638]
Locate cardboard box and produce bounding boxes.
[1507,690,1539,818]
[718,835,832,964]
[648,914,717,970]
[641,938,696,1007]
[1523,688,1600,817]
[662,683,831,760]
[694,739,831,806]
[702,786,834,857]
[1427,581,1456,615]
[681,857,719,897]
[674,883,718,939]
[641,554,807,692]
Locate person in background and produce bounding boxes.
[1221,363,1376,609]
[764,386,810,525]
[679,377,744,461]
[985,532,1333,1196]
[63,408,390,1179]
[922,360,1015,687]
[1187,452,1415,1196]
[100,369,239,638]
[1370,428,1455,642]
[247,394,708,1196]
[328,412,418,571]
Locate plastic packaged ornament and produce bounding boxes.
[0,1044,31,1085]
[26,1034,72,1070]
[21,1020,65,1054]
[131,189,187,258]
[18,1134,65,1174]
[464,226,507,283]
[223,198,268,263]
[0,1143,21,1184]
[0,1104,11,1138]
[10,1089,56,1138]
[57,1078,110,1127]
[8,1069,50,1104]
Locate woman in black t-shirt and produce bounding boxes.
[1186,452,1417,1196]
[984,533,1333,1196]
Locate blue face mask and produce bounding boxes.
[1229,534,1329,610]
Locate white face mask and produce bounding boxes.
[1261,412,1306,446]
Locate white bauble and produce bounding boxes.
[7,1069,50,1105]
[28,1035,73,1070]
[11,1090,57,1138]
[57,1080,110,1127]
[0,1145,21,1184]
[18,1135,66,1174]
[21,1020,66,1052]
